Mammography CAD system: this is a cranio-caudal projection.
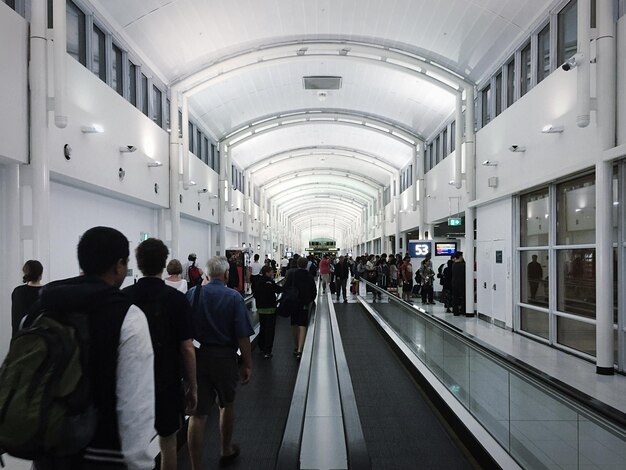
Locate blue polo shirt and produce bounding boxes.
[186,279,254,348]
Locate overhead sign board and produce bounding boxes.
[448,218,462,227]
[407,241,431,258]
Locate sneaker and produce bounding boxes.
[445,308,452,313]
[219,445,240,467]
[295,352,302,361]
[263,353,273,359]
[343,299,347,303]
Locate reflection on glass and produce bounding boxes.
[537,24,550,83]
[520,251,549,306]
[557,316,596,355]
[557,249,595,318]
[557,173,595,245]
[520,189,549,246]
[92,25,106,81]
[520,43,531,97]
[112,44,123,96]
[520,307,549,339]
[66,0,86,65]
[558,0,578,66]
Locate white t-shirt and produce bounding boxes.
[250,261,263,276]
[164,278,188,293]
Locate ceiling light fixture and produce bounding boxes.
[542,124,564,134]
[81,124,104,134]
[317,91,327,102]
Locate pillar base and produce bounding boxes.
[596,366,614,376]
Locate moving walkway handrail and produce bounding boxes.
[362,280,626,430]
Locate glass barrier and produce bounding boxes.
[364,283,626,469]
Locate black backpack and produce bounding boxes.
[0,310,97,459]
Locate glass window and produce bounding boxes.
[521,251,549,307]
[165,99,170,130]
[557,316,595,356]
[178,110,183,136]
[442,128,448,157]
[520,307,549,339]
[481,84,491,126]
[435,136,440,163]
[216,150,220,174]
[188,122,194,151]
[537,24,550,83]
[203,136,209,164]
[3,0,16,10]
[556,174,595,245]
[558,0,578,66]
[557,248,596,319]
[450,121,456,152]
[495,72,502,117]
[506,59,515,107]
[111,44,123,95]
[520,189,550,247]
[66,0,86,65]
[196,129,202,156]
[152,85,162,126]
[211,143,216,170]
[520,43,531,97]
[128,62,137,106]
[141,74,149,116]
[91,25,106,81]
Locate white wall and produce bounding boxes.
[0,5,28,164]
[476,198,514,327]
[49,181,158,287]
[182,152,219,223]
[180,216,211,270]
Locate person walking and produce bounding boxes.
[319,254,331,293]
[401,256,414,303]
[451,252,467,316]
[11,259,44,337]
[253,265,282,358]
[186,256,254,468]
[164,258,188,293]
[334,255,349,303]
[419,258,436,304]
[283,256,317,360]
[441,259,454,313]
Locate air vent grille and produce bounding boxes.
[303,76,342,90]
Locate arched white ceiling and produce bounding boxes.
[92,0,554,248]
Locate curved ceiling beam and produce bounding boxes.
[290,213,353,228]
[172,40,470,99]
[248,145,396,175]
[279,197,362,219]
[263,167,383,192]
[270,185,372,207]
[223,109,420,148]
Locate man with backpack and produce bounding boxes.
[123,238,197,470]
[0,226,155,469]
[184,253,204,290]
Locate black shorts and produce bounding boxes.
[291,303,310,327]
[155,386,184,436]
[194,346,239,414]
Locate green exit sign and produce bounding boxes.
[448,218,462,227]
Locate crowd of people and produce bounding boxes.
[3,234,469,470]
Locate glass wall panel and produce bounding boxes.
[520,189,549,246]
[537,24,550,83]
[141,74,148,116]
[196,129,202,156]
[556,174,595,245]
[92,25,106,81]
[442,129,448,157]
[111,44,123,95]
[450,121,456,152]
[506,59,515,107]
[66,0,86,65]
[165,99,170,130]
[557,316,596,355]
[188,122,194,150]
[520,43,531,97]
[481,85,491,126]
[557,248,595,318]
[520,307,549,339]
[152,86,162,126]
[558,0,578,66]
[495,72,502,117]
[128,62,137,106]
[520,251,549,307]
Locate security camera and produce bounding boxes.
[119,145,137,153]
[561,53,583,72]
[197,188,208,193]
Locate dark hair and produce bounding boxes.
[78,226,129,276]
[254,254,260,261]
[260,265,273,276]
[297,257,308,269]
[136,238,169,276]
[22,260,43,283]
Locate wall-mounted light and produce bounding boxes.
[119,145,137,153]
[448,180,456,185]
[508,145,526,153]
[541,124,564,134]
[482,160,498,166]
[81,124,104,134]
[197,188,208,193]
[188,180,197,186]
[147,161,163,167]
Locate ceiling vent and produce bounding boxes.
[303,76,342,90]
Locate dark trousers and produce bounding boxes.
[529,280,539,299]
[421,285,434,303]
[452,290,465,315]
[336,277,348,300]
[258,314,277,353]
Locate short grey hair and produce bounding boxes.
[207,256,229,278]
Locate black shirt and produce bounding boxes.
[11,284,42,337]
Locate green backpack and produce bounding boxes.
[0,311,97,459]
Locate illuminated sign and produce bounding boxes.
[408,241,431,258]
[435,242,457,256]
[448,218,462,226]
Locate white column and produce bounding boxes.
[454,92,464,189]
[595,0,616,375]
[464,85,476,316]
[30,0,50,279]
[169,88,181,259]
[6,164,21,283]
[52,0,67,128]
[218,142,227,255]
[181,95,190,189]
[243,170,251,249]
[416,141,426,238]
